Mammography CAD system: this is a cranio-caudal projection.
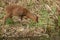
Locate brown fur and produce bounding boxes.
[3,5,38,24]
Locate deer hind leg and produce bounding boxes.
[3,14,12,24]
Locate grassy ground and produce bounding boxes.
[0,0,59,40]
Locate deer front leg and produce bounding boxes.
[20,15,24,21]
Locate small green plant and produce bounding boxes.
[6,18,14,25]
[29,20,36,27]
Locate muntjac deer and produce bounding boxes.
[3,5,38,24]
